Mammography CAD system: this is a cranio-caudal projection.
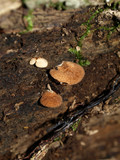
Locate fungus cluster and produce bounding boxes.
[30,58,85,108]
[40,61,85,108]
[30,57,48,68]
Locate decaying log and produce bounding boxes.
[0,6,120,160]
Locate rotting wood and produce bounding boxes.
[0,0,21,16]
[24,75,120,159]
[0,6,120,160]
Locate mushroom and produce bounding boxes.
[35,57,48,68]
[29,58,37,65]
[40,84,62,108]
[50,61,85,85]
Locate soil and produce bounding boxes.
[0,5,120,160]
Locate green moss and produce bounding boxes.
[54,136,61,142]
[20,9,34,34]
[53,133,64,142]
[69,3,120,65]
[69,48,90,66]
[78,8,104,47]
[71,118,81,132]
[24,10,34,31]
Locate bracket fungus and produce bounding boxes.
[40,85,62,108]
[50,61,85,85]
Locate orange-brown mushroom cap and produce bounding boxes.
[40,91,62,108]
[50,61,85,85]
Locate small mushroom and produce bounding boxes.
[50,61,85,85]
[76,46,80,52]
[35,58,48,68]
[29,58,37,65]
[40,90,62,108]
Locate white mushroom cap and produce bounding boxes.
[40,90,62,108]
[29,58,37,65]
[50,61,85,85]
[35,58,48,68]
